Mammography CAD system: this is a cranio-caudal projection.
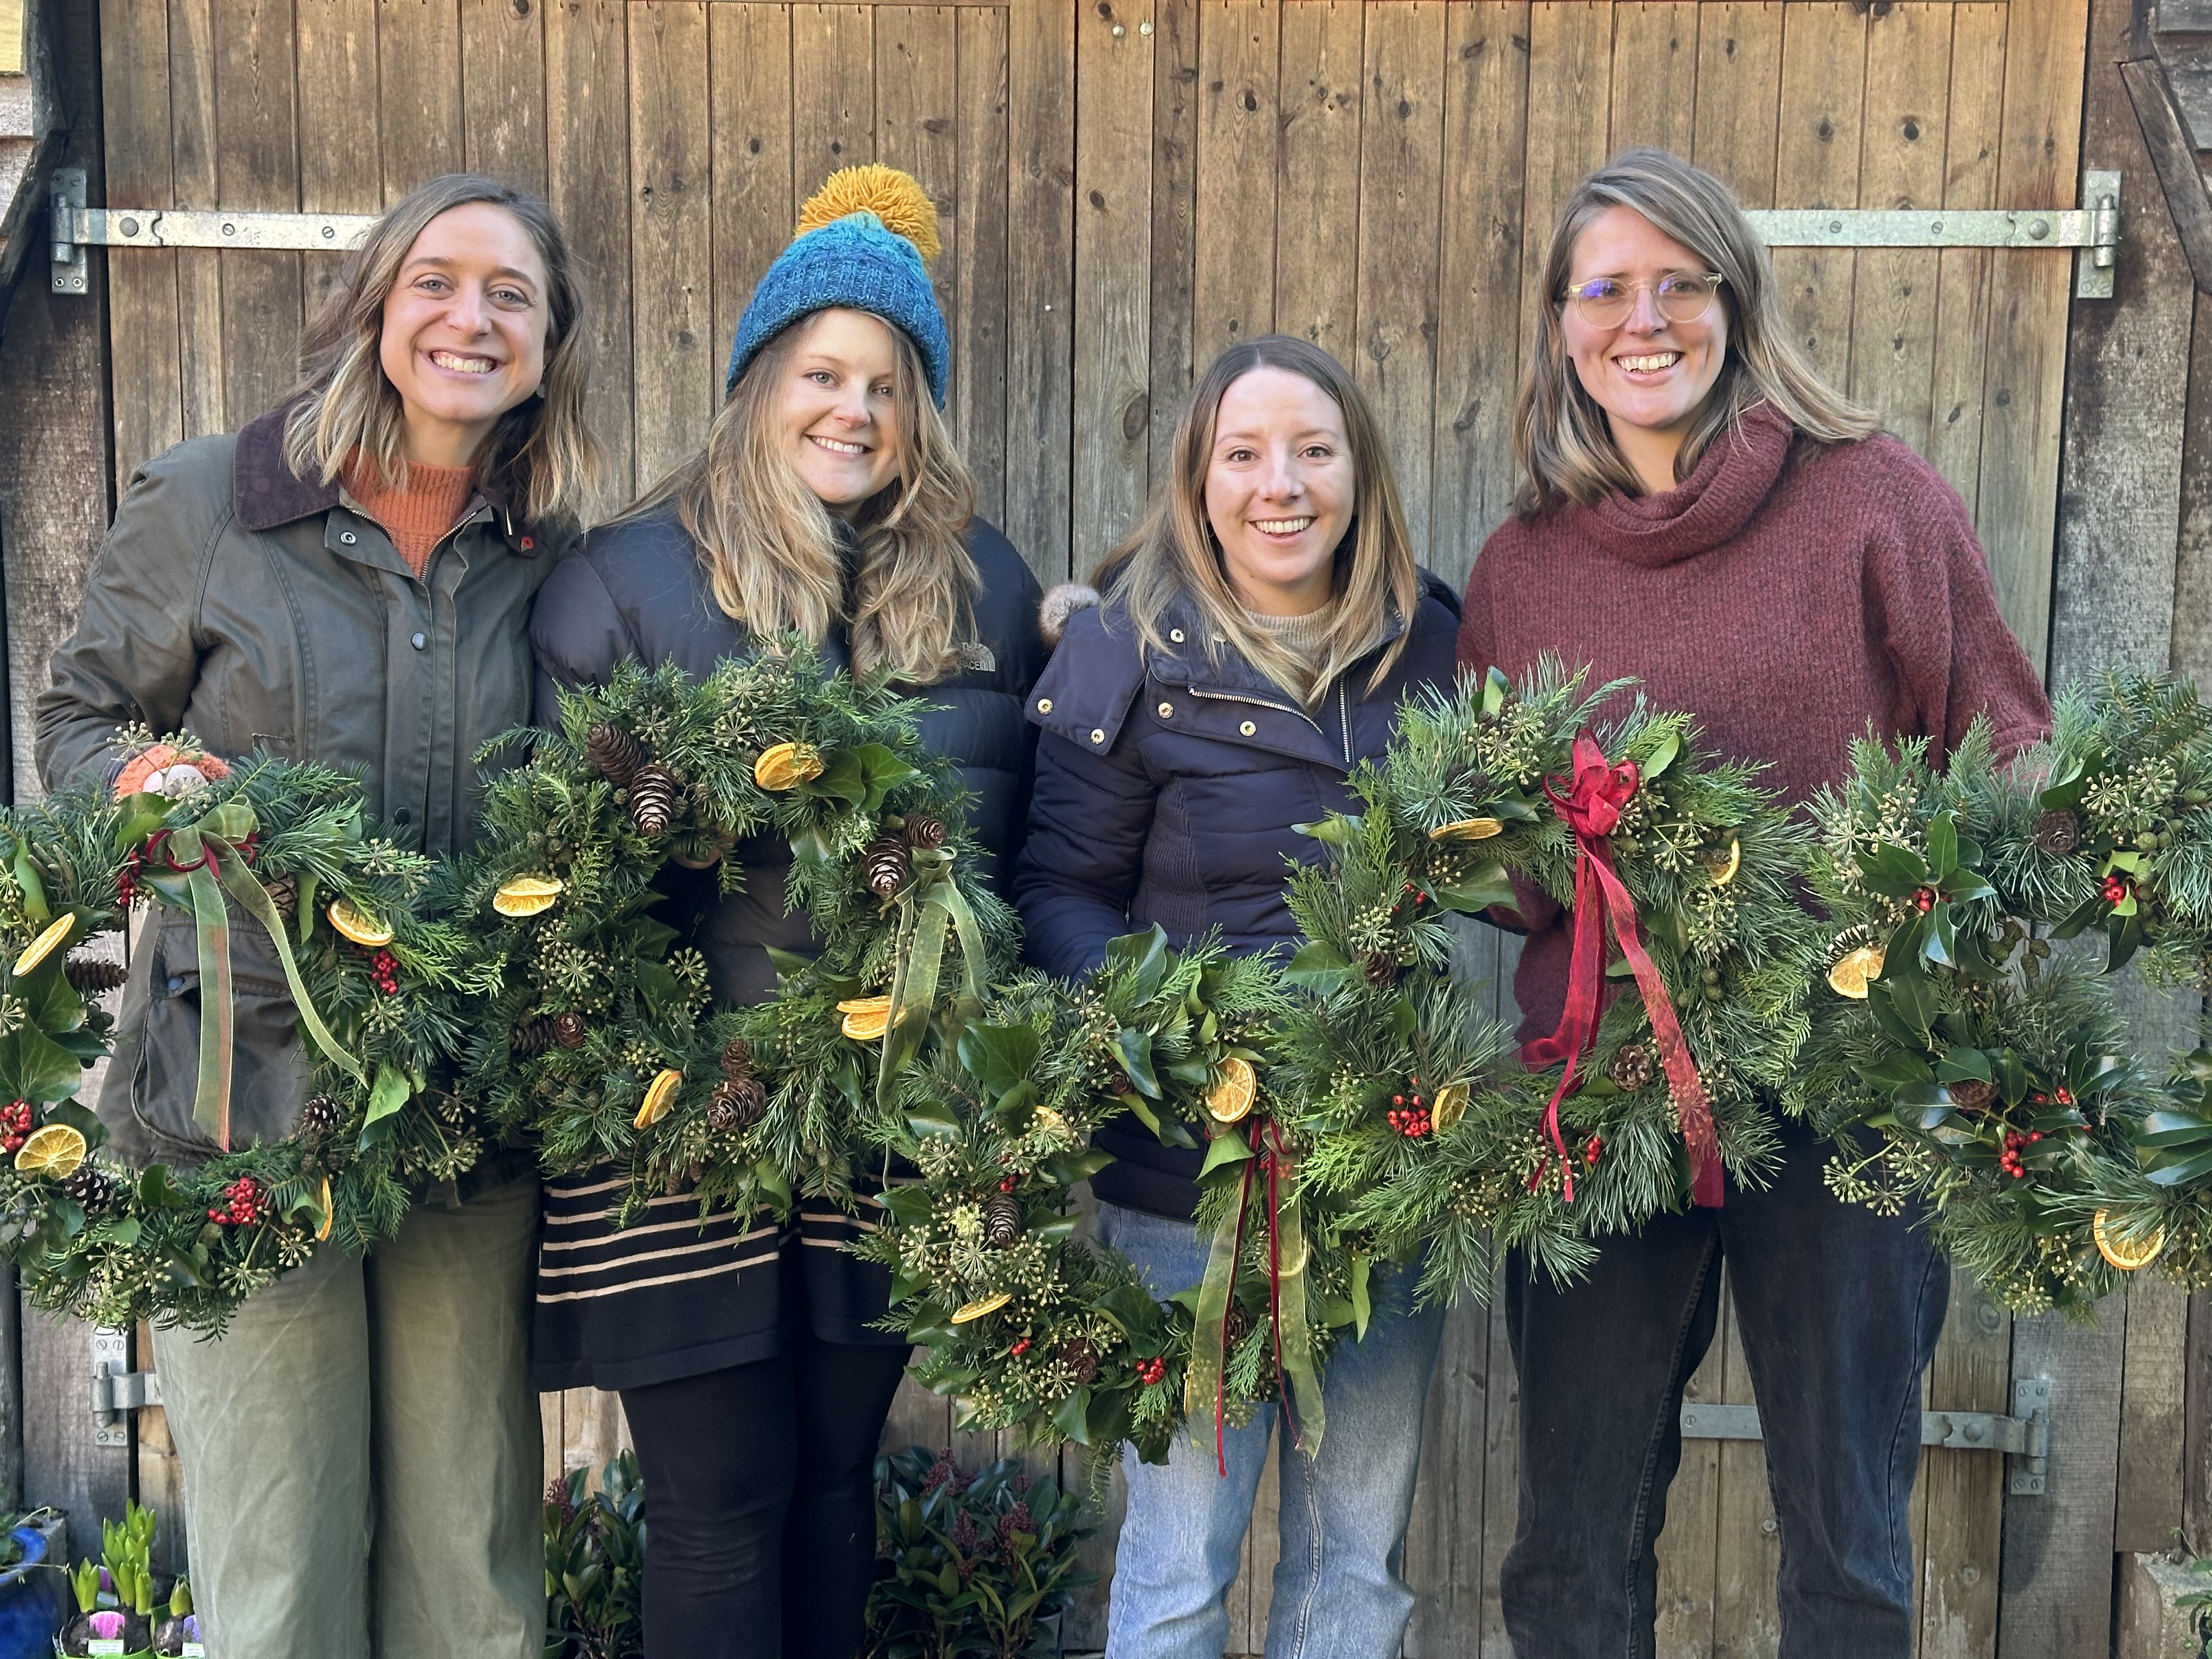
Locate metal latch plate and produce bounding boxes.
[91,1325,159,1447]
[1680,1377,2052,1495]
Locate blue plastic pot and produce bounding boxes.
[0,1521,65,1659]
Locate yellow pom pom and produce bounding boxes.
[795,165,941,264]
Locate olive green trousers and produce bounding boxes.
[151,1175,541,1659]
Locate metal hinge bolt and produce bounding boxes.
[90,1325,159,1448]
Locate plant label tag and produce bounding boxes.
[184,1646,208,1657]
[87,1642,126,1656]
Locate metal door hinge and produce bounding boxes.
[91,1325,159,1447]
[1680,1376,2053,1496]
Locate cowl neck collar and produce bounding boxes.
[1579,401,1797,567]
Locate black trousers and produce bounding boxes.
[1500,1115,1949,1659]
[621,1329,910,1659]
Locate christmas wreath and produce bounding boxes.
[465,644,1014,1230]
[0,740,498,1331]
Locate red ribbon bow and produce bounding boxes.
[1521,733,1725,1207]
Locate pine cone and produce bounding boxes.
[2033,809,2083,855]
[585,722,644,788]
[1607,1043,1657,1092]
[261,872,297,922]
[904,812,947,850]
[513,1016,560,1058]
[628,764,682,837]
[554,1011,589,1049]
[1223,1305,1257,1350]
[1363,950,1400,987]
[984,1189,1022,1248]
[1949,1077,1996,1113]
[862,834,911,899]
[296,1093,342,1138]
[61,1164,120,1215]
[1059,1336,1099,1385]
[720,1038,755,1080]
[706,1075,769,1132]
[63,955,127,995]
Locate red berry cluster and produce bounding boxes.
[2028,1087,2076,1108]
[1998,1128,2043,1181]
[1136,1356,1166,1386]
[369,948,399,996]
[1010,1337,1032,1357]
[1913,887,1937,912]
[998,1176,1017,1193]
[1583,1134,1604,1169]
[1387,880,1432,920]
[207,1175,267,1226]
[1386,1077,1431,1138]
[0,1099,29,1153]
[2102,873,2132,907]
[115,854,141,909]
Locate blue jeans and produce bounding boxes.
[1097,1201,1446,1659]
[1500,1115,1948,1659]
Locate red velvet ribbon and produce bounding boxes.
[1520,733,1725,1208]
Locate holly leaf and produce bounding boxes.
[1925,811,1958,879]
[1858,842,1929,898]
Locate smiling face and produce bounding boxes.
[1562,204,1730,493]
[376,201,552,469]
[1202,366,1355,618]
[775,308,904,514]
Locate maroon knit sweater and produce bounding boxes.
[1457,402,2051,1041]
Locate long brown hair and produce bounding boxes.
[282,173,601,526]
[1515,146,1879,516]
[1101,335,1421,707]
[628,313,981,685]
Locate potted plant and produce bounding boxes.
[0,1510,66,1659]
[863,1446,1098,1659]
[149,1583,198,1657]
[55,1503,160,1657]
[544,1452,645,1659]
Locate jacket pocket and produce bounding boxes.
[131,913,312,1155]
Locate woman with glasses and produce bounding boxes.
[1457,148,2048,1659]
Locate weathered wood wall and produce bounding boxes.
[3,0,2206,1655]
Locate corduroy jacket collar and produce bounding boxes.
[231,404,535,550]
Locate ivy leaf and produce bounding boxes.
[0,1026,86,1107]
[958,1022,1041,1099]
[1104,927,1171,1003]
[1198,1127,1254,1178]
[1051,1386,1094,1446]
[1115,1028,1161,1099]
[362,1063,411,1128]
[138,1164,196,1210]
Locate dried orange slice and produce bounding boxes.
[634,1069,685,1129]
[1706,838,1742,886]
[1204,1056,1257,1124]
[14,1123,86,1180]
[1431,1081,1470,1132]
[2093,1208,2165,1271]
[952,1291,1011,1324]
[491,874,565,918]
[10,915,75,979]
[1826,945,1884,1000]
[754,742,825,791]
[1429,817,1504,843]
[316,1177,335,1243]
[327,898,394,949]
[838,995,894,1042]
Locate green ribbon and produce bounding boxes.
[875,857,986,1109]
[143,803,363,1148]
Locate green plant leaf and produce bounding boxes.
[362,1063,411,1128]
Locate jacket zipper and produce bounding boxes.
[1339,683,1353,766]
[1186,685,1324,735]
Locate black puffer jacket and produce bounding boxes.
[527,504,1045,1390]
[1014,575,1461,1221]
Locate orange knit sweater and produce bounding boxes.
[343,456,476,578]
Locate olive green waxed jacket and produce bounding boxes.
[34,407,570,1166]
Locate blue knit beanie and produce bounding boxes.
[724,165,950,407]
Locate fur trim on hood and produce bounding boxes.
[1039,582,1101,648]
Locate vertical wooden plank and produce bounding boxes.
[954,7,1011,525]
[214,0,304,427]
[1352,1,1447,563]
[379,0,463,196]
[1918,1276,2012,1659]
[874,5,960,325]
[1769,3,1865,391]
[1973,0,2090,679]
[1477,930,1525,1659]
[2114,1274,2191,1553]
[1061,1452,1126,1651]
[1651,1281,1724,1659]
[1607,2,1697,156]
[1071,0,1153,573]
[627,2,713,492]
[1403,1300,1494,1657]
[1146,0,1199,486]
[1005,0,1077,583]
[2186,1289,2212,1554]
[1689,1,1782,210]
[461,0,548,195]
[1192,0,1278,363]
[1431,0,1528,593]
[544,0,632,510]
[296,0,383,333]
[1274,0,1362,364]
[167,0,226,441]
[1711,1284,1782,1658]
[708,1,794,418]
[1848,3,1949,457]
[553,1385,630,1483]
[101,0,182,489]
[1924,2,2004,524]
[2171,285,2212,690]
[792,4,874,208]
[1517,0,1613,403]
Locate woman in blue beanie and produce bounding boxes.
[529,166,1045,1659]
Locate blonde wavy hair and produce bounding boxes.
[1516,146,1879,516]
[282,173,602,527]
[1102,336,1421,708]
[630,313,981,686]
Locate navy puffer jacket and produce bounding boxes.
[1014,574,1462,1219]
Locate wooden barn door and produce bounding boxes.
[72,2,2095,1656]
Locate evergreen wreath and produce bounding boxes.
[464,644,1015,1231]
[0,742,497,1331]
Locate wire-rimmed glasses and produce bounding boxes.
[1560,272,1725,329]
